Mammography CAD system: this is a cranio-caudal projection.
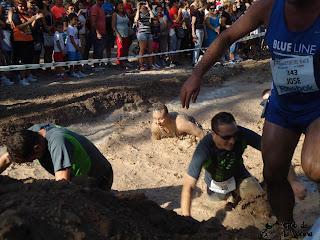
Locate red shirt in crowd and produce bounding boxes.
[51,5,66,21]
[123,2,133,15]
[90,4,106,35]
[169,6,181,28]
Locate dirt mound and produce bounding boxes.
[0,176,261,240]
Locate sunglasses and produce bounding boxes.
[209,8,215,11]
[214,130,239,140]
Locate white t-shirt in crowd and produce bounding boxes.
[66,25,81,52]
[54,31,65,53]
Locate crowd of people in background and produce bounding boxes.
[0,0,258,86]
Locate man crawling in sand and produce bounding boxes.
[151,103,205,140]
[181,112,306,217]
[0,123,113,191]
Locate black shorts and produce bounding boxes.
[12,41,34,64]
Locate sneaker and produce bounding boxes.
[26,75,37,82]
[152,64,161,69]
[70,72,80,78]
[169,63,176,68]
[19,78,30,86]
[76,71,88,78]
[1,76,14,86]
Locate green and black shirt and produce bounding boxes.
[187,126,261,186]
[28,124,112,180]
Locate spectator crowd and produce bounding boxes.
[0,0,256,86]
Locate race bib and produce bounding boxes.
[209,177,236,194]
[271,55,318,95]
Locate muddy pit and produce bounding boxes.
[1,60,319,239]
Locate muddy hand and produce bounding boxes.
[180,74,201,109]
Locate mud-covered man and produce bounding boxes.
[151,103,205,140]
[0,123,113,190]
[181,112,305,217]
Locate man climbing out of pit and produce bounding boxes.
[180,0,319,229]
[0,123,113,191]
[181,112,306,217]
[151,103,205,140]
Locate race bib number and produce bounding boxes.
[271,55,317,95]
[209,177,236,194]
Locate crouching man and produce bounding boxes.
[181,112,306,217]
[151,103,205,140]
[0,123,113,191]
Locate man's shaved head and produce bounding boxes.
[153,103,169,114]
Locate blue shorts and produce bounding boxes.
[265,98,320,133]
[137,32,153,42]
[67,51,81,61]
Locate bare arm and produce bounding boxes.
[181,174,197,216]
[176,116,205,139]
[0,152,11,174]
[70,35,80,52]
[55,168,71,181]
[151,122,161,140]
[180,0,274,108]
[191,15,196,38]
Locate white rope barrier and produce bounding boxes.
[0,31,266,72]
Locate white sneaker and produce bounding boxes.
[70,72,80,78]
[1,76,14,86]
[77,71,87,78]
[20,78,30,86]
[152,63,161,69]
[26,75,38,82]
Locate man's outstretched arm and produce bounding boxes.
[181,174,197,216]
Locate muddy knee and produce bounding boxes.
[302,157,320,182]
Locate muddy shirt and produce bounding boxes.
[28,124,112,179]
[187,126,261,185]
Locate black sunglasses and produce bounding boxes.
[214,130,239,140]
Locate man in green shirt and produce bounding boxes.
[0,123,113,190]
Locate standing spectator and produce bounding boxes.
[151,15,161,68]
[77,1,88,58]
[39,0,54,63]
[190,0,205,66]
[66,12,86,78]
[134,1,154,71]
[53,20,66,79]
[168,0,182,67]
[63,3,75,30]
[50,0,65,22]
[102,0,114,64]
[156,4,168,66]
[90,0,106,60]
[112,1,130,67]
[0,0,14,86]
[28,0,44,65]
[0,0,13,64]
[180,0,191,50]
[11,0,42,86]
[219,1,232,33]
[123,0,134,22]
[204,3,219,47]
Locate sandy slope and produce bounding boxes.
[2,60,320,234]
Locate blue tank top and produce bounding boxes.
[266,0,320,113]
